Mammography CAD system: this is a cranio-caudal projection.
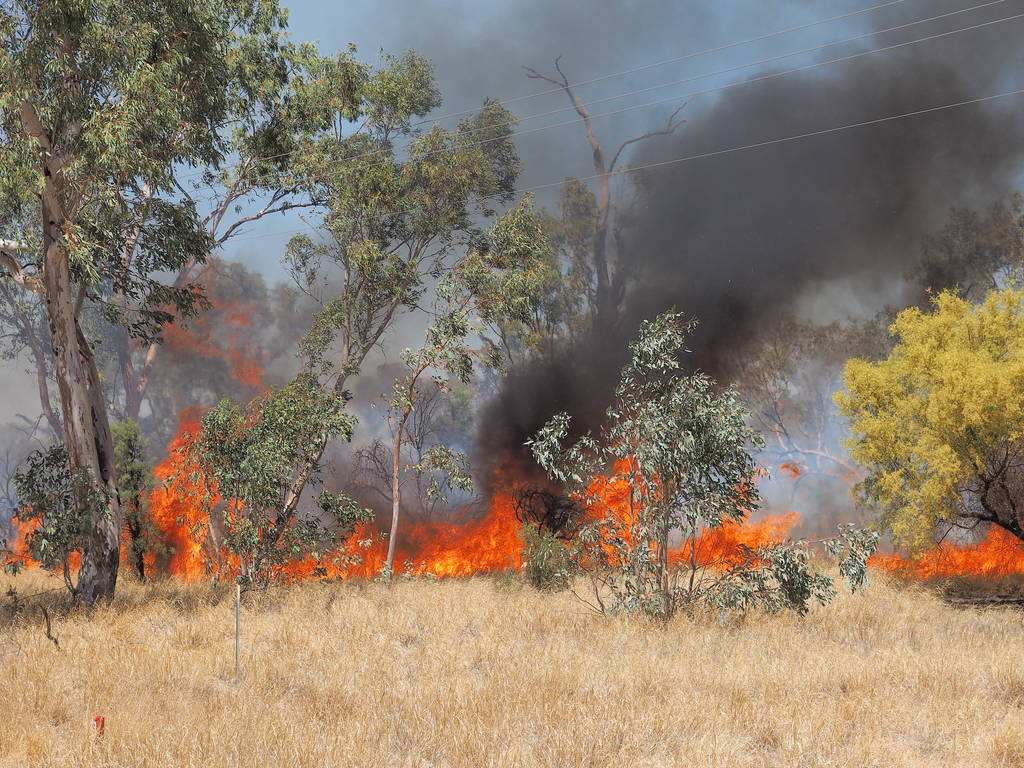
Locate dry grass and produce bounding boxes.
[2,570,1024,767]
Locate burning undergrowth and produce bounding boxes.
[10,408,1024,586]
[3,412,809,583]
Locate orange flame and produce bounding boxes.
[671,512,799,568]
[779,462,803,480]
[148,408,216,580]
[30,416,1024,587]
[276,490,523,581]
[162,272,265,391]
[4,516,39,569]
[869,526,1024,579]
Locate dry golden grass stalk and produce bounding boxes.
[2,570,1023,767]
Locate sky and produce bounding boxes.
[3,0,1024,428]
[222,0,881,276]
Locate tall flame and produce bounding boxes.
[4,516,39,569]
[148,408,216,580]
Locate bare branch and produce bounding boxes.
[214,200,317,246]
[39,605,60,650]
[0,247,44,295]
[608,101,688,172]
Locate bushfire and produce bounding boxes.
[8,412,1024,583]
[867,527,1024,579]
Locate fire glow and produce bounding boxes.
[162,276,266,391]
[9,413,1024,583]
[869,527,1024,579]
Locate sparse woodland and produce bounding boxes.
[2,0,1024,764]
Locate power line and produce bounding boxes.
[408,0,917,126]
[431,5,1023,168]
[226,85,1024,246]
[183,0,947,183]
[512,0,1006,132]
[569,87,1024,187]
[211,6,1024,205]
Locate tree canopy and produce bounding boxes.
[837,288,1024,550]
[0,0,299,602]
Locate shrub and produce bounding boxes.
[4,445,107,595]
[521,523,574,591]
[530,310,878,620]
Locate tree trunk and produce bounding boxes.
[120,336,144,424]
[658,517,670,618]
[29,330,63,437]
[384,413,408,578]
[41,225,120,605]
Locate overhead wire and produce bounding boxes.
[226,85,1024,245]
[183,0,986,182]
[406,0,918,126]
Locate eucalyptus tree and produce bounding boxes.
[188,198,552,583]
[191,374,372,587]
[0,0,294,602]
[0,281,59,434]
[115,46,439,425]
[528,311,764,617]
[352,381,472,521]
[371,198,553,577]
[274,93,541,527]
[910,192,1024,302]
[529,311,876,619]
[732,315,888,496]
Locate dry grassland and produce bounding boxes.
[2,571,1024,767]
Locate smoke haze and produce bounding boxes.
[467,0,1024,482]
[4,0,1024,502]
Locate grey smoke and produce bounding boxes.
[473,0,1024,484]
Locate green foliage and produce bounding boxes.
[531,311,877,620]
[529,311,763,618]
[713,542,836,617]
[4,445,108,594]
[316,490,375,534]
[712,523,879,618]
[112,419,165,579]
[826,523,880,592]
[521,523,574,592]
[112,420,148,505]
[837,288,1024,550]
[0,0,289,338]
[284,88,526,381]
[192,375,370,585]
[412,444,474,509]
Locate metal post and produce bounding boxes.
[234,581,241,684]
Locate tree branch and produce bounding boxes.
[214,200,317,246]
[608,101,688,172]
[0,246,44,295]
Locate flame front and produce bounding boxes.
[869,526,1024,579]
[14,410,1024,585]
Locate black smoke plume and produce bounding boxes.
[476,1,1024,484]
